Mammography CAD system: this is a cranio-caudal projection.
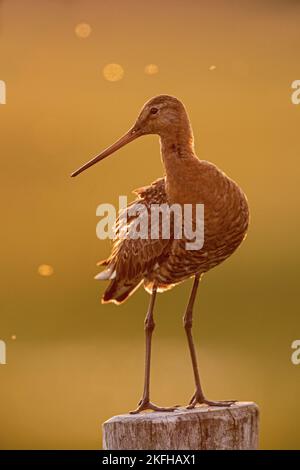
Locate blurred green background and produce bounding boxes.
[0,0,299,449]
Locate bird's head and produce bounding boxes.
[133,95,188,136]
[71,95,191,177]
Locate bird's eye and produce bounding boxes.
[150,107,158,115]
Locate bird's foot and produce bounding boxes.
[130,398,177,414]
[187,391,236,409]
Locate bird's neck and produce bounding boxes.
[160,122,194,162]
[159,123,199,203]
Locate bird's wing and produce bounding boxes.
[96,177,172,303]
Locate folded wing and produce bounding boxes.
[96,177,171,304]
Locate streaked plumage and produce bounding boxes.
[99,162,248,304]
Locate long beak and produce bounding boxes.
[71,126,141,177]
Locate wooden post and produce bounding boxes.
[103,402,259,450]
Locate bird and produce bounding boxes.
[71,95,249,414]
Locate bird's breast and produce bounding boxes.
[146,161,249,288]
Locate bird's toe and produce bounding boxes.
[129,399,176,414]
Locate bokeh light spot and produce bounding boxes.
[103,63,124,82]
[209,65,216,71]
[38,264,54,277]
[11,335,16,341]
[144,64,159,75]
[75,23,92,39]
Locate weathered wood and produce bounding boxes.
[103,402,259,450]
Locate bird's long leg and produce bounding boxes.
[184,274,236,408]
[130,285,176,414]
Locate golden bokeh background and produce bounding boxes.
[144,64,159,75]
[0,0,300,449]
[75,22,92,39]
[102,63,124,82]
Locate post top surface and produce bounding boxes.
[104,401,259,425]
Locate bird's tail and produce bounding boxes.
[95,261,142,304]
[102,279,143,304]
